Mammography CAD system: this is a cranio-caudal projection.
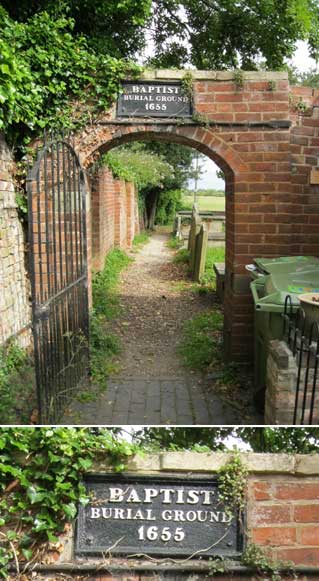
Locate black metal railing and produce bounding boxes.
[27,132,89,423]
[282,296,319,425]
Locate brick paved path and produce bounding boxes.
[63,376,246,425]
[62,233,260,425]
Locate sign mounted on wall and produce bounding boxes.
[117,81,193,118]
[76,475,242,558]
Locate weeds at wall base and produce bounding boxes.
[132,230,151,251]
[0,342,36,425]
[87,248,133,391]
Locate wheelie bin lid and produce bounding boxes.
[253,255,319,275]
[246,256,319,280]
[251,270,319,313]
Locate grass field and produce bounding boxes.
[182,194,225,212]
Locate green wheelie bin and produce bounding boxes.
[248,255,319,280]
[251,266,319,411]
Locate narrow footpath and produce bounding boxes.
[65,232,259,425]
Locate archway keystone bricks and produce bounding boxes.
[73,70,319,363]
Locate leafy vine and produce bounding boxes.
[218,452,248,518]
[181,71,195,99]
[0,428,138,578]
[242,544,295,581]
[233,69,244,89]
[0,9,141,155]
[216,454,296,581]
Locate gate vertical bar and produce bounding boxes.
[27,133,89,423]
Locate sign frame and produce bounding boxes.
[116,80,193,119]
[75,474,243,559]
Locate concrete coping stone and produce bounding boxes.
[27,563,319,574]
[91,452,319,476]
[213,262,226,275]
[140,69,288,81]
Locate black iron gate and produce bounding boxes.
[283,297,319,425]
[27,133,89,423]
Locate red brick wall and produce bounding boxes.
[76,71,319,362]
[91,167,115,271]
[34,453,319,576]
[125,181,136,248]
[249,475,319,565]
[289,88,319,257]
[90,167,138,271]
[114,179,127,249]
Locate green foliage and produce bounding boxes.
[155,188,183,224]
[239,427,319,453]
[178,309,223,370]
[132,231,151,247]
[233,69,244,89]
[0,343,36,425]
[181,70,194,98]
[142,142,200,190]
[90,248,132,384]
[15,193,28,216]
[288,65,319,87]
[289,89,309,112]
[0,428,137,577]
[89,314,121,384]
[242,544,293,581]
[2,0,152,61]
[105,142,200,229]
[92,249,132,319]
[201,247,225,286]
[148,0,319,70]
[103,146,172,190]
[191,112,210,127]
[207,557,229,575]
[132,427,233,450]
[218,453,248,517]
[134,427,319,454]
[166,235,184,249]
[0,8,141,149]
[173,248,190,264]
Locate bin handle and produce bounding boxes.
[250,280,264,304]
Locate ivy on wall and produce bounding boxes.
[0,428,138,577]
[0,431,298,579]
[0,8,141,152]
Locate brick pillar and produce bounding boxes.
[290,90,319,256]
[0,133,31,347]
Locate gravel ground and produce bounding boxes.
[111,231,212,378]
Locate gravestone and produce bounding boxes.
[193,224,208,282]
[189,207,201,273]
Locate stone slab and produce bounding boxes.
[140,70,288,81]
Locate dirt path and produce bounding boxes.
[112,232,210,378]
[64,232,260,424]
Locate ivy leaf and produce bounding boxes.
[77,458,92,470]
[47,531,59,543]
[21,548,33,561]
[62,502,77,519]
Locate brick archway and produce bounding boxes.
[74,70,297,362]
